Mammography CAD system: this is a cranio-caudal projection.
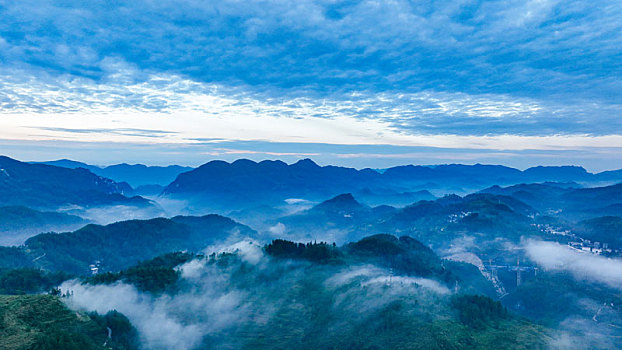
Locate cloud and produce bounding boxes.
[524,240,622,290]
[0,1,621,125]
[325,265,451,295]
[1,0,620,100]
[2,71,622,138]
[1,1,621,168]
[60,240,453,349]
[61,279,248,350]
[550,315,622,349]
[31,127,177,138]
[72,205,167,225]
[268,222,286,235]
[202,239,265,265]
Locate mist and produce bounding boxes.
[60,240,454,350]
[525,240,622,290]
[67,205,166,225]
[522,240,622,348]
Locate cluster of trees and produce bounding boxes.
[0,246,33,269]
[31,327,103,350]
[0,294,139,350]
[265,239,341,263]
[452,294,509,329]
[0,268,70,295]
[86,252,195,293]
[29,310,139,350]
[347,235,455,282]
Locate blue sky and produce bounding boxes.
[1,0,621,170]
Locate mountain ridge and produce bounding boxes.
[0,156,147,209]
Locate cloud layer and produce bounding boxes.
[61,242,451,349]
[1,0,621,167]
[2,0,620,99]
[525,240,622,290]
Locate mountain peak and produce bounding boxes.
[313,193,365,213]
[232,159,258,166]
[292,158,319,168]
[325,193,357,204]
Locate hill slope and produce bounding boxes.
[64,236,550,350]
[1,215,256,275]
[0,156,146,209]
[0,294,138,350]
[35,159,193,187]
[0,206,87,245]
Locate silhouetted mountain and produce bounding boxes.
[595,169,622,181]
[163,159,381,210]
[480,181,622,218]
[562,183,622,206]
[36,159,193,187]
[0,156,145,209]
[382,164,524,192]
[354,188,436,207]
[226,205,287,231]
[391,193,534,223]
[35,159,100,173]
[0,206,87,245]
[480,182,578,212]
[523,165,592,182]
[97,163,193,187]
[275,193,393,243]
[0,215,255,275]
[162,159,622,211]
[369,193,539,252]
[310,193,366,214]
[261,188,541,248]
[585,203,622,217]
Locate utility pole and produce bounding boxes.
[516,258,521,287]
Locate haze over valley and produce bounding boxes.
[1,155,622,348]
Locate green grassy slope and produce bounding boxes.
[0,294,138,350]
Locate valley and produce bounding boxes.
[1,156,622,349]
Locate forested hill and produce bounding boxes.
[72,236,550,349]
[0,215,255,275]
[0,156,147,209]
[0,294,138,350]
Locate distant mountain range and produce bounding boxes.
[273,190,541,249]
[35,159,192,187]
[29,158,622,204]
[274,193,397,243]
[0,156,148,209]
[0,206,87,246]
[11,154,622,222]
[160,158,622,211]
[480,181,622,218]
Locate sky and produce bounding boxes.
[1,0,621,170]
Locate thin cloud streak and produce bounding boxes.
[1,72,621,137]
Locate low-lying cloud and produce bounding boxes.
[525,240,622,290]
[61,241,453,349]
